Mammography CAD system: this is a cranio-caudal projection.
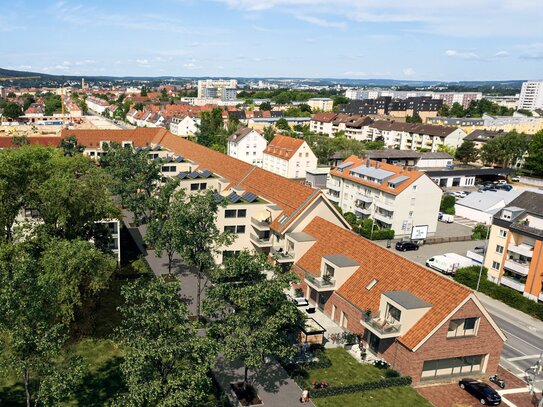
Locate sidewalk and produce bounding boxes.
[213,355,316,407]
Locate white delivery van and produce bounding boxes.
[439,214,454,223]
[426,253,476,275]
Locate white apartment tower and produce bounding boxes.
[518,81,543,111]
[197,79,238,99]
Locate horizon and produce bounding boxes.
[1,1,542,81]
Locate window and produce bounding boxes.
[190,182,207,191]
[496,245,504,254]
[225,209,236,218]
[421,355,484,379]
[224,225,245,234]
[447,317,479,338]
[492,261,500,270]
[324,264,335,278]
[223,250,240,260]
[366,279,378,290]
[498,229,507,238]
[409,211,413,217]
[386,304,401,323]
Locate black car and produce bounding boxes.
[458,379,501,405]
[395,241,419,252]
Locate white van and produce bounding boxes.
[426,253,476,275]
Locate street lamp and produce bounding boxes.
[476,224,491,291]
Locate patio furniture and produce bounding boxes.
[306,307,316,314]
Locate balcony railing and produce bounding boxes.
[373,212,393,225]
[326,182,341,192]
[271,248,294,263]
[327,193,340,202]
[374,200,395,212]
[504,259,530,276]
[304,271,336,291]
[250,233,272,248]
[500,276,526,292]
[507,243,534,258]
[360,311,401,338]
[354,206,371,216]
[251,217,271,231]
[355,194,373,204]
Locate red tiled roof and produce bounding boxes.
[264,135,305,160]
[311,112,337,123]
[60,128,166,148]
[295,217,472,350]
[0,136,61,148]
[330,155,426,196]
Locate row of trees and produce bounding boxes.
[438,98,530,118]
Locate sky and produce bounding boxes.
[1,0,543,81]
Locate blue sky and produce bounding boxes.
[1,0,542,81]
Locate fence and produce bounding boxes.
[424,235,472,245]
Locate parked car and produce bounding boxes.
[439,214,454,223]
[497,184,513,191]
[454,191,468,199]
[458,378,501,405]
[511,176,520,182]
[292,297,309,307]
[395,241,419,252]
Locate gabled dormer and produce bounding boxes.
[304,254,358,292]
[361,290,431,339]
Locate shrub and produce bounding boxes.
[472,223,489,240]
[440,195,456,214]
[385,369,400,378]
[310,376,412,398]
[372,360,390,369]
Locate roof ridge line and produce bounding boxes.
[278,189,321,232]
[234,165,258,189]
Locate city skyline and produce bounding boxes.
[1,0,542,81]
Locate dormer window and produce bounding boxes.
[366,279,378,290]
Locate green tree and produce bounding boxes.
[59,135,84,156]
[455,140,479,164]
[405,113,422,123]
[263,125,275,142]
[437,104,450,117]
[332,95,349,109]
[116,278,217,407]
[145,179,181,274]
[140,86,148,97]
[23,96,35,111]
[134,102,144,111]
[480,131,528,168]
[3,102,23,119]
[43,94,62,116]
[205,251,303,384]
[449,102,465,117]
[0,243,85,407]
[7,91,16,98]
[259,101,272,111]
[440,195,455,215]
[525,130,543,176]
[196,107,225,148]
[171,190,233,317]
[275,118,290,131]
[437,144,456,156]
[100,143,163,224]
[159,88,168,102]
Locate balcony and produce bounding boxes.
[328,193,340,203]
[360,311,401,339]
[327,182,341,192]
[355,194,373,204]
[354,206,371,216]
[504,259,530,276]
[374,200,395,212]
[507,243,534,258]
[251,217,270,231]
[250,233,272,248]
[500,276,526,292]
[466,250,484,264]
[304,271,336,292]
[271,248,294,263]
[373,212,393,225]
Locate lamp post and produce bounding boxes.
[476,224,492,291]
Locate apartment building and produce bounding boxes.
[484,191,543,302]
[432,92,482,109]
[60,128,350,264]
[428,113,543,135]
[290,217,506,383]
[197,79,238,99]
[86,96,110,114]
[310,113,373,140]
[169,115,200,137]
[327,157,442,237]
[262,135,318,179]
[307,98,333,112]
[366,121,466,151]
[518,81,543,111]
[227,127,267,166]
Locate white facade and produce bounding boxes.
[227,129,267,166]
[169,116,200,137]
[197,79,237,99]
[366,125,466,152]
[518,81,543,111]
[327,162,442,238]
[262,139,318,179]
[308,98,333,111]
[86,96,109,114]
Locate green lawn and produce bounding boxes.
[303,348,386,387]
[313,386,432,407]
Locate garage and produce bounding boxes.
[421,354,486,379]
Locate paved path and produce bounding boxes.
[214,355,315,407]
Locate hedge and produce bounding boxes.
[310,376,412,398]
[454,266,543,321]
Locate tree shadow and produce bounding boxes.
[0,383,25,406]
[74,356,125,407]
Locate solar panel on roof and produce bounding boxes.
[175,156,184,162]
[153,145,161,151]
[188,171,200,179]
[177,172,188,179]
[242,192,258,203]
[227,192,242,203]
[212,193,224,203]
[200,170,213,178]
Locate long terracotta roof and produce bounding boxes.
[60,128,167,148]
[0,136,61,148]
[264,135,305,159]
[330,155,426,195]
[294,217,472,350]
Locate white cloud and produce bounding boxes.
[183,62,197,69]
[445,49,480,60]
[136,59,149,65]
[294,14,346,29]
[494,50,509,57]
[520,43,543,60]
[403,67,416,77]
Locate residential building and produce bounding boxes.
[197,79,238,99]
[455,190,522,225]
[432,92,483,109]
[484,191,543,302]
[427,113,543,135]
[366,121,466,152]
[60,128,350,264]
[327,157,442,237]
[425,167,514,189]
[361,150,453,169]
[518,81,543,111]
[262,135,318,179]
[86,96,110,114]
[169,115,200,137]
[310,113,373,141]
[464,129,505,150]
[290,216,506,383]
[486,95,519,110]
[227,127,267,166]
[307,98,333,111]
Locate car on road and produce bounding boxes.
[458,378,501,405]
[395,241,419,252]
[511,176,520,182]
[497,184,513,191]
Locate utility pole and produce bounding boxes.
[476,224,491,291]
[528,352,542,406]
